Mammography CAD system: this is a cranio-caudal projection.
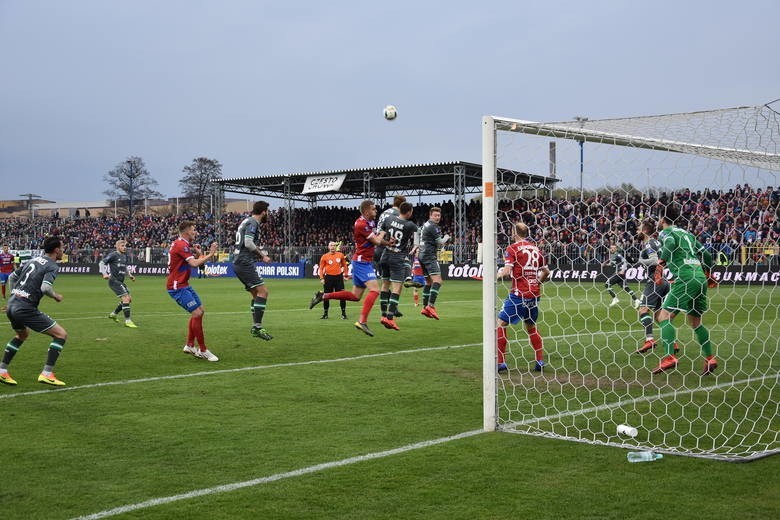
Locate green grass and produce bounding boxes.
[497,283,779,458]
[0,277,777,519]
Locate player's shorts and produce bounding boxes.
[108,279,130,297]
[498,294,540,325]
[167,286,203,313]
[662,276,708,317]
[0,272,10,284]
[233,261,264,291]
[380,252,408,283]
[323,273,345,293]
[412,274,426,286]
[351,260,377,288]
[372,247,385,273]
[6,299,56,333]
[420,257,441,277]
[375,251,389,280]
[640,279,670,310]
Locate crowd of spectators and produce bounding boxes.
[499,184,779,266]
[0,184,777,266]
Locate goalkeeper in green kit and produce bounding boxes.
[652,206,719,375]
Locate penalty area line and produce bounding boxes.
[52,299,480,321]
[0,329,637,401]
[503,372,780,431]
[0,342,481,400]
[70,429,484,520]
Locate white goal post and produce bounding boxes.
[482,102,780,461]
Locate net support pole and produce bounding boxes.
[284,177,294,263]
[482,116,497,432]
[214,185,224,250]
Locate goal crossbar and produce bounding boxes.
[493,116,780,171]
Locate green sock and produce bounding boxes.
[694,325,713,357]
[659,319,676,356]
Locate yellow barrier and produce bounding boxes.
[438,250,453,263]
[740,244,779,264]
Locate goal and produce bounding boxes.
[481,102,780,461]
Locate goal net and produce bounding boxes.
[481,102,780,461]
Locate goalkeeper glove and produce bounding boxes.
[704,271,718,288]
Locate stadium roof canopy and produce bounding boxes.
[215,161,557,203]
[214,161,558,263]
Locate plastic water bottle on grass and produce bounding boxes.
[627,451,663,463]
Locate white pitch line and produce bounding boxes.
[503,372,780,430]
[0,329,638,401]
[0,342,478,400]
[69,371,780,519]
[70,429,485,520]
[50,299,481,321]
[2,320,771,401]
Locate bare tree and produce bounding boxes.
[179,157,223,214]
[104,156,163,216]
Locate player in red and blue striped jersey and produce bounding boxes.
[496,222,551,373]
[309,200,389,337]
[0,244,16,300]
[166,221,219,361]
[407,255,426,306]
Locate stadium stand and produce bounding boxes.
[0,184,777,266]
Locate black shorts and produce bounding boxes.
[640,280,670,310]
[108,279,129,297]
[233,261,264,291]
[380,252,408,283]
[373,246,385,273]
[323,273,345,293]
[420,257,441,277]
[606,273,626,287]
[7,299,57,333]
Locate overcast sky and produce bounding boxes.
[1,0,778,204]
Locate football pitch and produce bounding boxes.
[1,276,777,519]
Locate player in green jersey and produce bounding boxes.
[652,207,719,376]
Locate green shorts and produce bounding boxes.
[662,276,708,317]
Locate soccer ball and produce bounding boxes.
[383,105,397,120]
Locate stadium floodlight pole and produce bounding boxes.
[646,167,651,202]
[579,140,584,198]
[481,116,497,432]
